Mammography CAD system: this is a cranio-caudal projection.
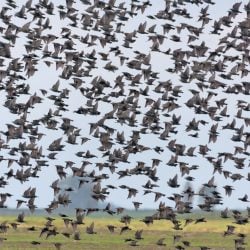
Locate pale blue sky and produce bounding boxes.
[0,0,249,211]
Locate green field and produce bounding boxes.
[0,211,249,249]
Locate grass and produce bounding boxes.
[0,211,249,249]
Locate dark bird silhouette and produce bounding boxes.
[120,226,131,235]
[86,222,96,234]
[167,174,180,188]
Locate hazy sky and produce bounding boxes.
[0,0,249,211]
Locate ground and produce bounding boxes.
[0,211,249,249]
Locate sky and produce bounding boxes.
[0,0,249,211]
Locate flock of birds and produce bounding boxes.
[0,0,249,249]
